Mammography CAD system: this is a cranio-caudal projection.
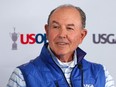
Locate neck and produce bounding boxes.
[56,53,74,62]
[48,46,74,62]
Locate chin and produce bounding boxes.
[55,51,69,56]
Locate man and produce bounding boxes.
[7,4,115,87]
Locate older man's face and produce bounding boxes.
[45,7,87,58]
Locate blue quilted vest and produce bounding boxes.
[18,44,105,87]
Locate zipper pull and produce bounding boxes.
[55,81,59,87]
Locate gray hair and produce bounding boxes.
[47,4,86,28]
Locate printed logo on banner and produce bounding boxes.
[20,33,47,44]
[93,34,116,44]
[10,28,47,50]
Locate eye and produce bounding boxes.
[52,24,60,29]
[53,25,59,28]
[67,27,74,30]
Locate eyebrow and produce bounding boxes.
[52,20,59,25]
[51,20,75,26]
[67,24,75,27]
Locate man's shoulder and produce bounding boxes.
[83,59,104,73]
[83,59,103,67]
[17,56,47,74]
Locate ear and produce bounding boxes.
[45,24,49,37]
[80,29,87,43]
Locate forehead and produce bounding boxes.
[49,7,81,24]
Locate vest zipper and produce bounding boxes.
[70,64,84,87]
[51,58,70,87]
[56,65,70,87]
[70,65,77,87]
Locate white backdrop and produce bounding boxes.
[0,0,116,87]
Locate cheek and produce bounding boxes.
[69,34,82,44]
[47,31,57,41]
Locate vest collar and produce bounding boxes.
[40,43,86,64]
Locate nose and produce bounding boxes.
[58,28,67,38]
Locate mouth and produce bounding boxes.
[56,42,69,45]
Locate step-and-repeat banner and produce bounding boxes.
[0,0,116,86]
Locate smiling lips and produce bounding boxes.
[56,42,69,46]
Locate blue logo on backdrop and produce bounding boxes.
[93,34,116,44]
